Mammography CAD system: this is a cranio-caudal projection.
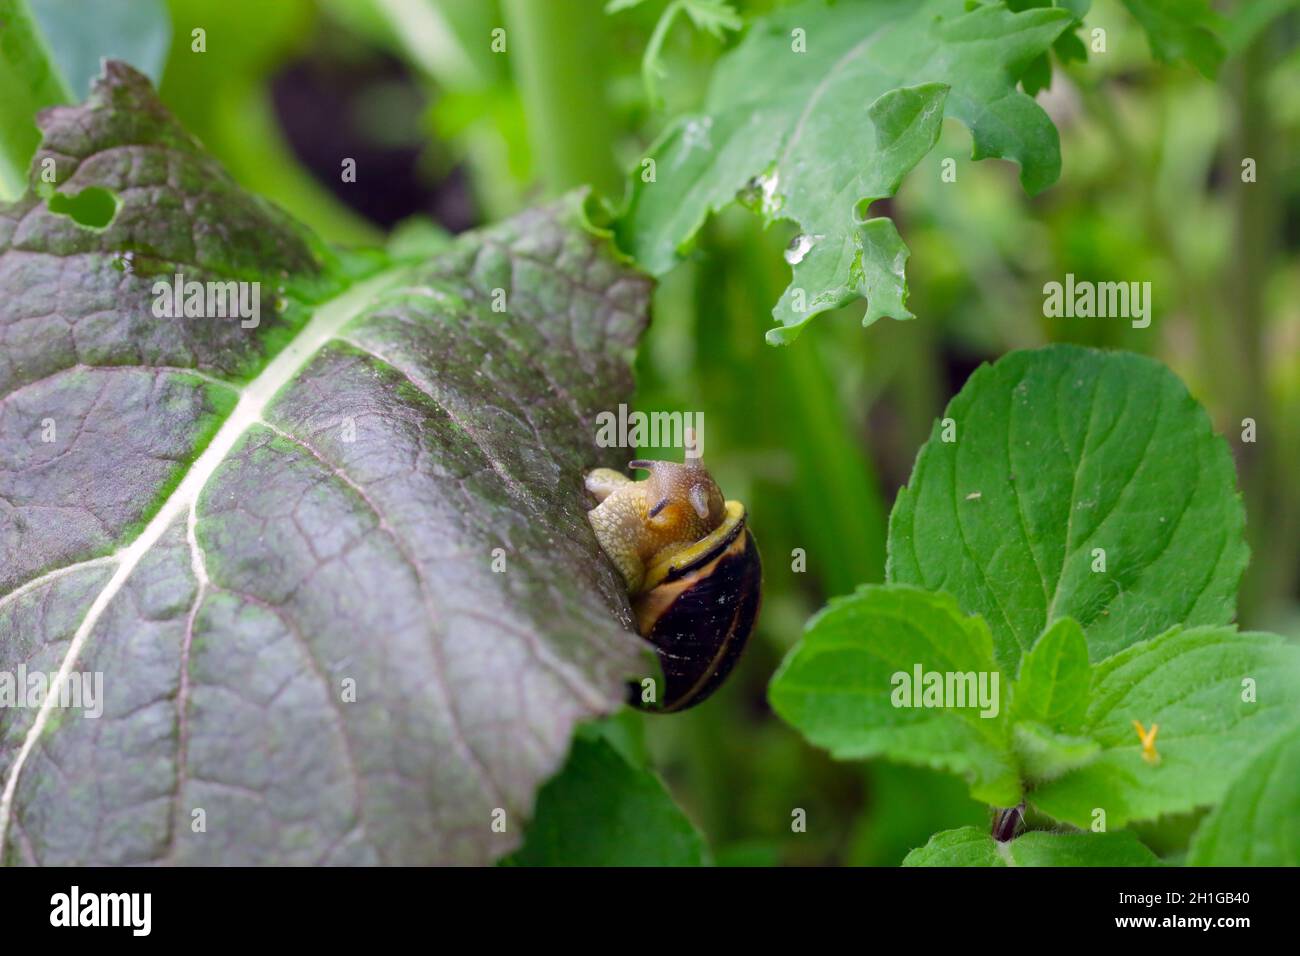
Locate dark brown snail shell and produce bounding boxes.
[632,501,761,712]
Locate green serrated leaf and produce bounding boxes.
[903,825,1004,865]
[1188,722,1300,866]
[1020,52,1054,96]
[904,825,1161,866]
[769,584,1020,806]
[617,0,1073,342]
[0,62,655,866]
[506,736,708,867]
[887,344,1248,670]
[770,81,949,340]
[1029,626,1300,829]
[681,0,742,37]
[1005,0,1092,92]
[1012,617,1091,732]
[1053,28,1088,63]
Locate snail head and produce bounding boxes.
[629,457,726,539]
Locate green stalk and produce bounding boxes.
[1227,26,1293,621]
[500,0,622,197]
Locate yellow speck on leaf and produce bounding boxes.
[1133,719,1160,765]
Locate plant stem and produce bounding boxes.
[1226,26,1294,621]
[991,802,1024,842]
[500,0,623,198]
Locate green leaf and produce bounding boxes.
[506,734,708,866]
[616,0,1073,343]
[887,345,1248,670]
[1005,0,1092,94]
[1008,0,1228,77]
[1188,722,1300,866]
[769,584,1020,806]
[580,708,652,770]
[680,0,743,37]
[904,826,1161,866]
[1012,720,1099,782]
[903,825,1003,866]
[0,0,73,200]
[0,63,655,865]
[28,0,171,98]
[1012,617,1090,732]
[1119,0,1225,78]
[1029,627,1300,829]
[0,0,170,200]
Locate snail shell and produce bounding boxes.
[585,461,761,712]
[632,500,761,711]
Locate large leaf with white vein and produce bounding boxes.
[0,62,654,865]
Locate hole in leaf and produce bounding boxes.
[47,186,120,230]
[853,196,884,226]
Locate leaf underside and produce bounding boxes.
[0,62,655,865]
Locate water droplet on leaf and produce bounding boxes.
[784,233,822,265]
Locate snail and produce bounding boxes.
[585,455,761,712]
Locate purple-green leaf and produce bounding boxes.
[0,62,655,865]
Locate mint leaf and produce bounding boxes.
[769,584,1019,806]
[616,0,1073,343]
[506,732,708,866]
[0,63,654,865]
[887,345,1248,670]
[903,825,1002,866]
[1029,627,1300,828]
[1188,722,1300,866]
[1011,617,1090,733]
[904,825,1161,866]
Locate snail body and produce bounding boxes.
[585,458,761,712]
